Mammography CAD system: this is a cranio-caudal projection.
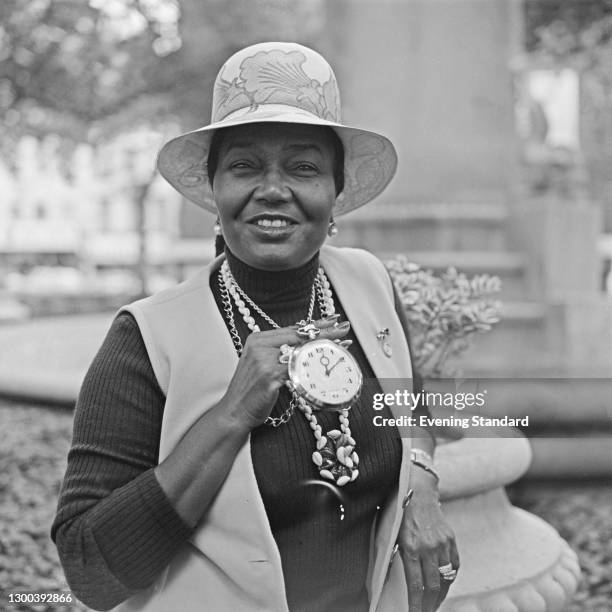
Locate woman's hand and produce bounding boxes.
[222,315,351,430]
[398,469,460,612]
[156,315,350,527]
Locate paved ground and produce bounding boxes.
[0,314,115,404]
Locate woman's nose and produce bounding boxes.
[253,168,291,203]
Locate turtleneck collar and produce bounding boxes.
[224,248,320,308]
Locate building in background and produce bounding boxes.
[0,129,182,260]
[0,128,200,312]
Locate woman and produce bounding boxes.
[52,42,459,612]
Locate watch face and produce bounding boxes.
[288,339,362,410]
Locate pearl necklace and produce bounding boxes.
[219,260,359,486]
[220,260,332,333]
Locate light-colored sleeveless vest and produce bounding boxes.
[115,246,413,612]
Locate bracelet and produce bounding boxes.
[410,448,440,483]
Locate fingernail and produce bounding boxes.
[339,339,353,347]
[334,321,350,330]
[324,313,341,322]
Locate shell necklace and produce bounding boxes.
[219,260,359,486]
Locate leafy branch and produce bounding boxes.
[386,256,502,378]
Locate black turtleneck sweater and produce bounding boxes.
[52,250,428,611]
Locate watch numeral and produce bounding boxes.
[302,361,309,367]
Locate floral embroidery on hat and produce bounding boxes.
[213,49,340,122]
[175,140,208,188]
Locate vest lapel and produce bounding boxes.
[320,247,413,611]
[128,247,413,611]
[155,255,290,610]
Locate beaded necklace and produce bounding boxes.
[219,259,359,486]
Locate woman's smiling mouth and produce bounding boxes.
[256,218,290,228]
[246,214,299,237]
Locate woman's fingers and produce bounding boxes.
[229,316,352,427]
[403,554,425,612]
[315,319,351,340]
[404,547,455,612]
[312,313,341,329]
[421,554,442,611]
[432,544,452,610]
[450,537,460,571]
[250,318,351,349]
[398,497,459,612]
[239,317,352,387]
[433,539,458,610]
[434,539,459,610]
[314,313,341,329]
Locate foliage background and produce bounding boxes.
[526,0,612,228]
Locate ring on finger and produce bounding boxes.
[296,322,320,341]
[278,344,294,364]
[438,563,453,574]
[441,570,457,581]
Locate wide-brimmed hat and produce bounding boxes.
[157,42,398,216]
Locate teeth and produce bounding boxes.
[257,219,288,227]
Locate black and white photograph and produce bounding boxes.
[1,1,611,611]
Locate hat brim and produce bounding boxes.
[156,104,397,216]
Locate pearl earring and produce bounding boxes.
[214,217,222,236]
[327,219,338,237]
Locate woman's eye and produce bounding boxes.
[230,161,252,169]
[293,163,318,173]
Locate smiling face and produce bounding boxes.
[211,123,340,271]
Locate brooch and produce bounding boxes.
[376,328,392,357]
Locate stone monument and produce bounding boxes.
[320,1,583,608]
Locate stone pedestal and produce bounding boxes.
[511,196,612,374]
[435,433,580,611]
[511,196,601,299]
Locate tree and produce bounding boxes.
[525,0,612,227]
[0,0,184,152]
[0,0,183,294]
[0,0,325,146]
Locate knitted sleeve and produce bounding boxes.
[51,312,193,611]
